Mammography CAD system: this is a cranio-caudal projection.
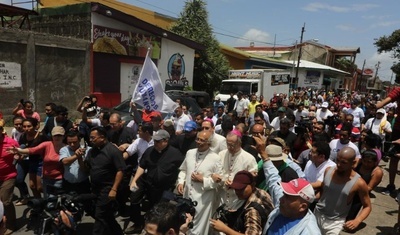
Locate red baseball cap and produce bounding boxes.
[280,178,315,203]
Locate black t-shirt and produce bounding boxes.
[108,126,135,146]
[42,117,74,137]
[19,132,49,161]
[86,142,126,192]
[139,145,184,188]
[172,135,197,155]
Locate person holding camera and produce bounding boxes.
[144,201,193,235]
[252,135,320,234]
[177,130,221,235]
[210,170,273,235]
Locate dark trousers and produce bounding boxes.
[93,187,123,235]
[129,177,166,226]
[63,179,91,194]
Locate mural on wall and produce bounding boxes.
[165,53,188,87]
[92,25,161,59]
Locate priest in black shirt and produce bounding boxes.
[85,126,126,235]
[124,130,184,234]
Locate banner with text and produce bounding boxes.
[132,51,178,113]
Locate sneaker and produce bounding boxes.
[4,229,14,235]
[382,184,396,195]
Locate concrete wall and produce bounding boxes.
[0,28,90,121]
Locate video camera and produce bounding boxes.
[27,191,96,235]
[295,116,312,136]
[161,191,197,228]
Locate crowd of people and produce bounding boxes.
[0,88,399,235]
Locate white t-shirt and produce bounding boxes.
[329,139,361,162]
[126,138,154,164]
[364,117,392,140]
[316,109,333,122]
[294,109,310,122]
[174,113,191,132]
[304,159,336,183]
[346,107,364,128]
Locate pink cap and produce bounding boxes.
[280,178,315,203]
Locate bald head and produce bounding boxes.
[338,147,356,161]
[251,124,264,136]
[197,130,212,141]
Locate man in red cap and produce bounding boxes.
[210,170,273,235]
[253,135,321,235]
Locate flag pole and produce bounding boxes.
[129,47,152,113]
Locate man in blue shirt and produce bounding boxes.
[254,136,321,235]
[59,130,91,194]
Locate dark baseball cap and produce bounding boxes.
[230,171,254,190]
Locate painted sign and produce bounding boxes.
[0,62,22,88]
[93,25,161,59]
[228,70,263,79]
[165,53,188,87]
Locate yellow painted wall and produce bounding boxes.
[40,0,175,29]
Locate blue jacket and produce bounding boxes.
[262,160,321,235]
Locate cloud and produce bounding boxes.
[302,3,378,13]
[370,21,400,28]
[234,28,271,46]
[368,52,396,81]
[336,24,356,31]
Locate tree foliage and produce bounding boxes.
[169,0,230,96]
[374,29,400,83]
[335,57,356,72]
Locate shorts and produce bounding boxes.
[314,209,345,235]
[29,159,43,177]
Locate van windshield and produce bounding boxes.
[220,82,251,94]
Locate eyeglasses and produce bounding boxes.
[227,142,237,148]
[196,138,208,143]
[154,139,165,143]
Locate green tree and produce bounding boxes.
[335,57,356,72]
[374,29,400,83]
[169,0,230,96]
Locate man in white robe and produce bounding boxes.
[201,119,227,154]
[177,131,222,235]
[214,131,258,211]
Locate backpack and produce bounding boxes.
[230,201,268,233]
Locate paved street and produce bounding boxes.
[4,127,400,235]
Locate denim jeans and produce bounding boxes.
[15,160,30,199]
[42,178,63,199]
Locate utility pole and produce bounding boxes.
[295,23,305,88]
[359,59,366,92]
[372,61,380,88]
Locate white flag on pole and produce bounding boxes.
[132,50,178,113]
